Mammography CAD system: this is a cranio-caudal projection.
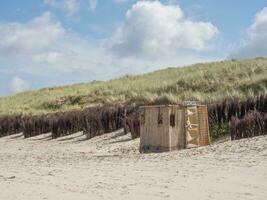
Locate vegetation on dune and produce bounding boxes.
[0,57,267,116]
[210,123,230,141]
[1,58,267,141]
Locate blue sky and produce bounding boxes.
[0,0,266,96]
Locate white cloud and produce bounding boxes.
[0,4,220,95]
[43,0,79,16]
[113,0,129,3]
[231,7,267,58]
[107,1,218,58]
[43,0,56,6]
[64,0,78,15]
[89,0,98,10]
[0,12,120,77]
[9,76,29,93]
[0,12,64,55]
[43,0,98,14]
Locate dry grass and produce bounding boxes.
[0,57,267,116]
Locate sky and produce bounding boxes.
[0,0,266,96]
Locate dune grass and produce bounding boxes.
[0,57,267,116]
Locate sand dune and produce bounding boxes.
[0,131,266,200]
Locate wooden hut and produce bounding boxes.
[139,103,210,153]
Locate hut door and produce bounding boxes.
[186,106,199,148]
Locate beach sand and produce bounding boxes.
[0,130,266,200]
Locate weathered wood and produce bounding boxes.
[140,104,210,153]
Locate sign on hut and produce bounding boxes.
[139,102,210,153]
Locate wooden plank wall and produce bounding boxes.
[140,106,170,151]
[140,105,210,153]
[197,105,211,146]
[169,107,185,149]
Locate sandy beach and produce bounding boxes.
[0,130,266,200]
